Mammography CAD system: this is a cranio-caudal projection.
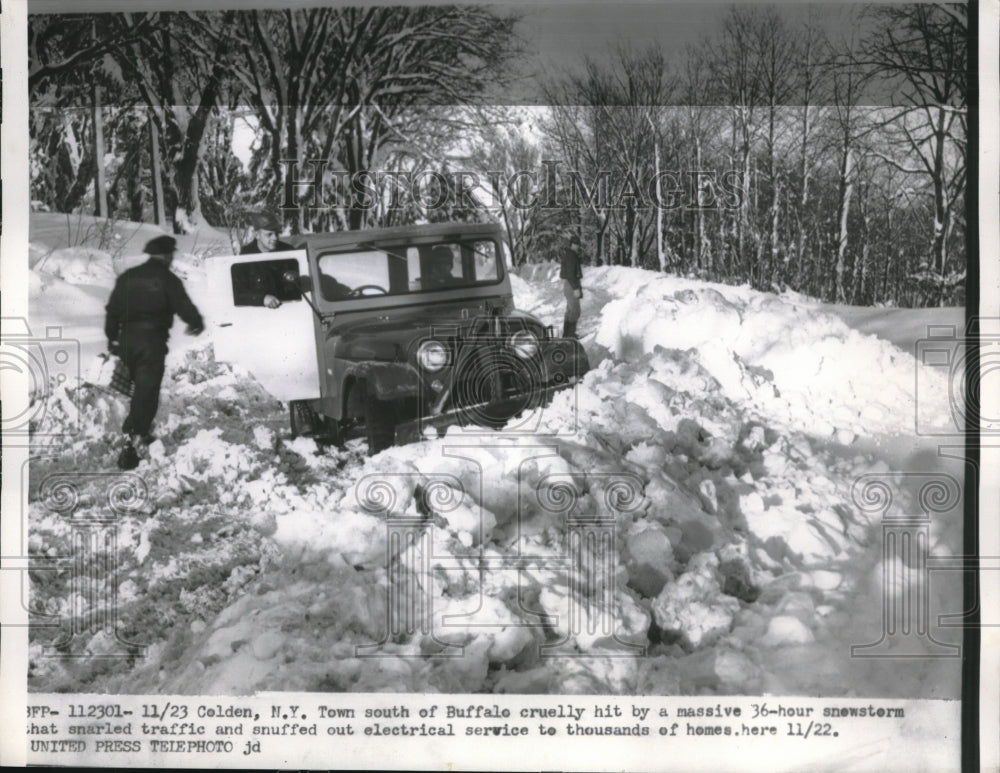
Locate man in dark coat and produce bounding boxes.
[238,211,295,308]
[105,235,204,469]
[560,232,583,338]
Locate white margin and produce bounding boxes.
[1,0,32,768]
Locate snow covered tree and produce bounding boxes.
[861,3,968,306]
[231,6,519,232]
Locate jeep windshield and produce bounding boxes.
[315,239,502,301]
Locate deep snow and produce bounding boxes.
[24,222,964,700]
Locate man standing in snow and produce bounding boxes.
[238,211,294,309]
[105,235,204,470]
[560,231,584,338]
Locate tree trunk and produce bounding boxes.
[930,108,950,307]
[854,183,871,304]
[766,103,779,289]
[92,82,109,218]
[286,103,303,234]
[173,154,202,233]
[769,178,780,289]
[127,152,143,221]
[739,119,751,280]
[796,102,811,289]
[834,144,854,303]
[627,202,639,268]
[64,146,96,214]
[170,13,235,233]
[694,135,706,273]
[652,128,665,272]
[149,115,166,227]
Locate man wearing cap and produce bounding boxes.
[240,211,294,255]
[239,211,294,308]
[105,235,204,469]
[560,231,584,338]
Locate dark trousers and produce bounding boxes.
[119,328,167,437]
[562,279,581,323]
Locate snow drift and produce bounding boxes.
[24,228,963,701]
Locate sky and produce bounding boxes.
[517,2,729,72]
[508,2,870,103]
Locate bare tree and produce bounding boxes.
[680,47,716,275]
[353,7,518,227]
[229,8,345,232]
[789,19,831,290]
[538,96,611,264]
[467,112,546,267]
[541,45,675,270]
[861,3,967,305]
[706,7,767,282]
[751,9,798,290]
[829,48,868,303]
[107,11,242,232]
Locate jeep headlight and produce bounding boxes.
[417,340,450,371]
[509,330,539,359]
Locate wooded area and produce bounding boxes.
[29,4,969,306]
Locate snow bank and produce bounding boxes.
[590,266,952,439]
[30,246,117,286]
[29,211,234,258]
[24,245,961,700]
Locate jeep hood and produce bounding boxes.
[331,302,545,361]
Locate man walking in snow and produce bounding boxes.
[238,211,295,308]
[105,235,204,470]
[560,231,584,338]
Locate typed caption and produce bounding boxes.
[25,693,958,770]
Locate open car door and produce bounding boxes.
[204,250,320,401]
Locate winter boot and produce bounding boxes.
[562,319,578,339]
[117,437,140,471]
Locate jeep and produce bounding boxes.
[206,222,589,453]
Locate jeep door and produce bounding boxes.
[203,250,321,401]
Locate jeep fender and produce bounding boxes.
[346,361,422,403]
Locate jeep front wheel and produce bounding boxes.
[290,400,342,446]
[360,383,395,455]
[289,400,317,439]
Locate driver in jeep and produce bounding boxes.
[423,245,460,289]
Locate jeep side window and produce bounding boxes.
[231,259,302,306]
[472,241,499,282]
[407,248,422,290]
[316,239,502,300]
[317,251,397,299]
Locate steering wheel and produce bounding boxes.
[351,284,389,297]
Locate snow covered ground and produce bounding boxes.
[23,221,965,700]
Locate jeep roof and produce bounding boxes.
[283,221,505,253]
